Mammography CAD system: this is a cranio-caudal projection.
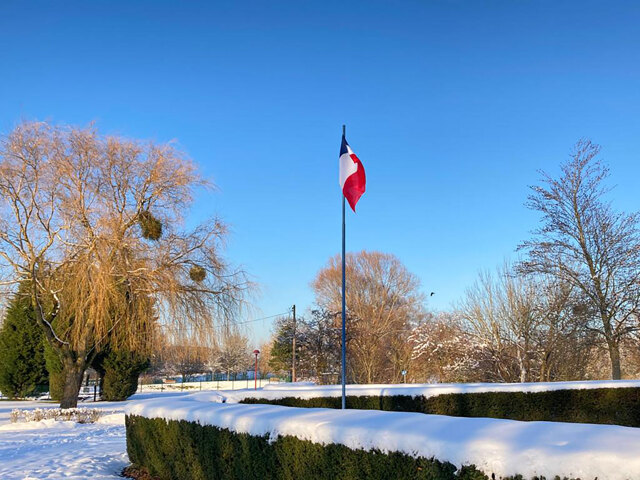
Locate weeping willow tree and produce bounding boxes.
[0,121,250,407]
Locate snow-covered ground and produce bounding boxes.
[0,392,189,480]
[2,380,639,479]
[0,413,127,479]
[129,390,640,480]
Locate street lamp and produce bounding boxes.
[401,370,407,384]
[253,349,260,390]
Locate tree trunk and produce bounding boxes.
[517,348,526,383]
[539,351,551,382]
[608,340,622,380]
[59,359,85,408]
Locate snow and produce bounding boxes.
[0,392,190,480]
[1,380,639,479]
[215,378,640,403]
[0,413,127,480]
[128,390,640,480]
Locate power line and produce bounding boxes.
[233,310,292,327]
[159,309,292,334]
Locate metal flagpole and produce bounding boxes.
[341,124,347,410]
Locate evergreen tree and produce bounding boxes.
[269,316,299,377]
[268,310,340,383]
[0,289,48,398]
[93,348,149,401]
[43,342,64,401]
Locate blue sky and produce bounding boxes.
[2,1,640,343]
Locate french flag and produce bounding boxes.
[339,134,366,212]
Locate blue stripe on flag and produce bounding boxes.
[340,135,349,156]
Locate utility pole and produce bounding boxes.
[292,304,296,383]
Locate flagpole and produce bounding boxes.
[341,124,347,410]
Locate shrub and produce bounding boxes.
[93,348,150,401]
[241,387,640,427]
[126,415,491,480]
[11,407,116,423]
[0,289,48,398]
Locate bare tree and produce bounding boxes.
[409,311,484,383]
[0,122,250,407]
[311,251,425,384]
[519,140,640,379]
[217,330,251,380]
[257,339,273,379]
[458,261,600,382]
[159,338,211,384]
[531,276,594,381]
[458,264,539,383]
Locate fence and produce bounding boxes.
[136,376,280,393]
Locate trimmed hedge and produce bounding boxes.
[129,414,567,480]
[241,387,640,427]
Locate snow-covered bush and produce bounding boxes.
[10,407,116,424]
[241,386,640,427]
[126,415,481,480]
[125,391,640,480]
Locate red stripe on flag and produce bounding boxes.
[343,153,366,212]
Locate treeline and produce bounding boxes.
[143,330,267,384]
[268,140,640,384]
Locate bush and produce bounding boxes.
[0,290,48,398]
[93,348,150,401]
[43,342,64,401]
[11,407,117,423]
[241,387,640,427]
[126,415,491,480]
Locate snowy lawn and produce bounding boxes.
[0,392,189,480]
[0,413,127,479]
[2,380,639,479]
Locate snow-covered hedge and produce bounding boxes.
[241,386,640,427]
[126,392,640,480]
[221,379,640,403]
[126,415,478,480]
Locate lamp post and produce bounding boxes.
[253,349,260,390]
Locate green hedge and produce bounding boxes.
[240,387,640,427]
[128,414,575,480]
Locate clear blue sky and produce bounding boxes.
[2,1,640,343]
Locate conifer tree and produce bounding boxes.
[0,289,48,398]
[92,348,149,401]
[43,342,64,401]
